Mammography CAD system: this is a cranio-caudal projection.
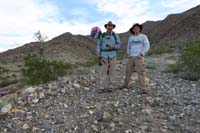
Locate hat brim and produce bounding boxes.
[129,24,143,34]
[104,24,116,29]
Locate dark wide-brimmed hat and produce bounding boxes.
[129,23,143,34]
[104,21,116,28]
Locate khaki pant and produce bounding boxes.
[99,57,116,89]
[124,56,146,89]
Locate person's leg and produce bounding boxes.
[124,57,135,88]
[99,57,108,89]
[135,57,146,92]
[108,57,116,89]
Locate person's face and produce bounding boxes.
[132,26,141,34]
[106,25,114,32]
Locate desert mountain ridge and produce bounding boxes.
[119,4,200,50]
[0,5,200,64]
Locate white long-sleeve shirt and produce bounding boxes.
[127,33,150,56]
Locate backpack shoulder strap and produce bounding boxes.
[101,32,106,38]
[112,32,118,44]
[102,32,118,44]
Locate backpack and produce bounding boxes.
[90,26,102,39]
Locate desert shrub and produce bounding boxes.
[181,41,200,79]
[22,54,71,85]
[21,31,71,85]
[168,41,200,80]
[0,67,9,75]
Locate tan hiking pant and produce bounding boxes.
[124,56,146,89]
[99,57,116,89]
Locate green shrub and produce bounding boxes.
[0,67,10,75]
[168,41,200,80]
[22,54,71,85]
[182,41,200,79]
[21,31,71,85]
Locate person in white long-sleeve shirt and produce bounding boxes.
[123,23,150,94]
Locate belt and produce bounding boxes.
[101,48,117,52]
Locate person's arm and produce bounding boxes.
[140,35,150,56]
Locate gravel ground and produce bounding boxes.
[0,54,200,133]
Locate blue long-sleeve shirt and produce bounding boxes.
[97,32,121,58]
[127,33,150,56]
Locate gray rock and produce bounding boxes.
[109,122,115,128]
[7,123,12,129]
[39,92,45,99]
[60,88,66,93]
[83,87,90,91]
[22,123,29,129]
[1,103,12,113]
[91,125,98,131]
[89,110,95,115]
[73,83,81,89]
[142,108,153,115]
[63,104,68,108]
[32,99,39,103]
[23,87,36,94]
[125,129,133,133]
[102,112,112,122]
[169,115,176,121]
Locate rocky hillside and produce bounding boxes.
[0,32,96,92]
[0,32,96,65]
[119,5,200,50]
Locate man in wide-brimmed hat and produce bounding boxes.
[123,23,150,94]
[104,21,116,29]
[96,21,121,92]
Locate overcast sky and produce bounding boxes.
[0,0,199,52]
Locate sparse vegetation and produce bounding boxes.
[0,60,8,65]
[181,41,200,80]
[0,80,18,88]
[147,47,174,55]
[22,54,71,85]
[0,66,10,75]
[0,67,19,87]
[21,31,71,85]
[117,51,127,60]
[81,58,98,67]
[80,51,127,68]
[168,41,200,80]
[166,63,183,74]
